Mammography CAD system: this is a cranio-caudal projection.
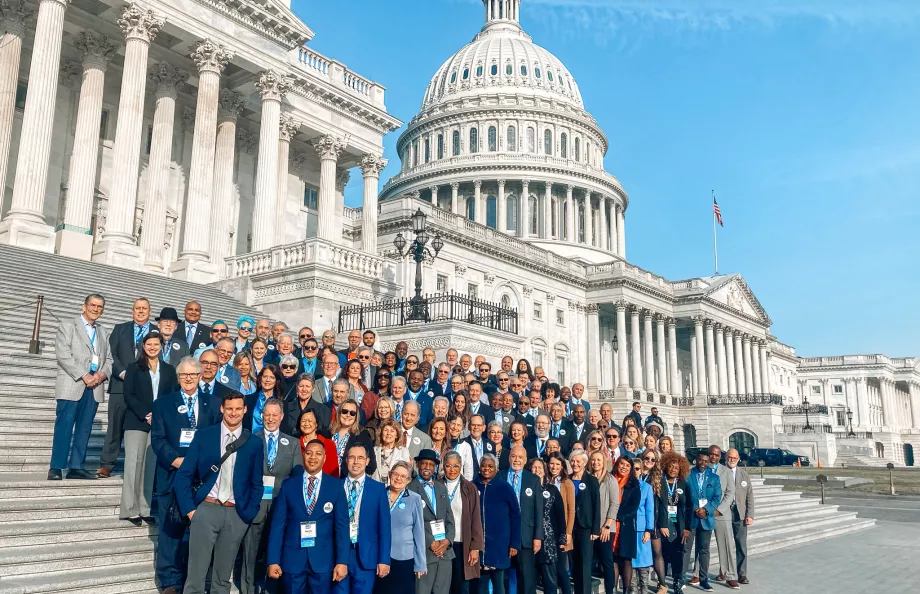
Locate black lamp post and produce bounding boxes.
[846,407,855,437]
[803,394,814,431]
[393,208,444,322]
[612,334,618,353]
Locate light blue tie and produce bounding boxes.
[186,324,193,346]
[267,433,277,469]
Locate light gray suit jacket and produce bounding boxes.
[55,316,113,403]
[312,375,358,406]
[253,429,302,524]
[404,427,432,460]
[731,466,754,521]
[713,463,736,518]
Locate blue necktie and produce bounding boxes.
[186,324,194,346]
[267,433,277,468]
[187,396,197,429]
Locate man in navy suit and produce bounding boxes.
[214,337,243,391]
[333,442,391,594]
[405,370,434,426]
[500,445,544,594]
[199,349,234,402]
[150,356,223,594]
[428,363,452,398]
[174,392,265,594]
[267,439,350,594]
[467,381,494,425]
[178,301,211,352]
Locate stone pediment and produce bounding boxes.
[203,0,314,48]
[705,274,771,326]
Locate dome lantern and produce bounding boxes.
[483,0,521,28]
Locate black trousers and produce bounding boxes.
[571,528,594,594]
[682,527,712,580]
[539,561,558,594]
[661,536,685,584]
[451,542,470,594]
[476,569,505,594]
[374,558,414,594]
[592,538,614,594]
[99,390,125,468]
[504,548,537,594]
[554,553,571,594]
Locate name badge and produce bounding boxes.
[698,498,708,509]
[559,429,566,436]
[350,521,358,541]
[667,505,678,519]
[220,375,229,384]
[262,475,275,500]
[301,521,317,547]
[172,343,181,351]
[90,354,99,373]
[430,520,446,540]
[179,429,196,448]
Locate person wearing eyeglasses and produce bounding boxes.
[294,336,320,378]
[604,428,623,461]
[449,374,466,399]
[211,337,243,391]
[639,450,668,594]
[293,326,314,355]
[584,430,611,472]
[621,437,639,459]
[276,354,302,401]
[314,353,342,405]
[329,398,377,478]
[198,349,235,402]
[193,320,229,357]
[430,363,453,397]
[373,368,392,399]
[377,461,427,594]
[233,315,255,353]
[355,346,377,388]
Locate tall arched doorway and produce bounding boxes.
[875,442,885,458]
[683,424,697,449]
[728,431,756,458]
[905,444,915,467]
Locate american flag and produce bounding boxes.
[713,197,723,227]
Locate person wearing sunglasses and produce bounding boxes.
[294,337,320,379]
[233,315,255,353]
[329,397,377,477]
[639,451,668,594]
[621,437,639,459]
[616,458,655,594]
[429,363,452,397]
[373,369,392,399]
[604,428,623,461]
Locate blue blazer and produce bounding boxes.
[173,423,265,524]
[405,390,433,426]
[352,477,392,570]
[150,389,222,495]
[475,478,521,569]
[267,468,350,574]
[216,364,242,392]
[686,469,723,532]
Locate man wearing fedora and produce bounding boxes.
[156,308,190,367]
[408,449,455,594]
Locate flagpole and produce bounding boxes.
[712,190,719,275]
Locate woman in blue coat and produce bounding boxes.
[616,458,656,594]
[474,454,521,594]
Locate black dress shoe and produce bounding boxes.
[142,516,157,525]
[47,469,63,481]
[125,517,143,526]
[739,576,749,585]
[65,469,95,480]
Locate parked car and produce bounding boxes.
[747,448,809,467]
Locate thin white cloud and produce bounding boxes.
[526,0,920,30]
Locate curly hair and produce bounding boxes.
[659,451,691,480]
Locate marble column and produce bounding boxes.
[584,192,594,246]
[694,317,707,396]
[751,340,763,393]
[360,154,386,254]
[274,113,299,245]
[880,379,894,428]
[520,179,530,238]
[429,185,439,208]
[251,71,291,251]
[0,0,72,251]
[643,311,655,392]
[496,180,506,232]
[667,318,678,397]
[855,377,870,428]
[599,197,609,251]
[742,335,754,395]
[586,304,600,396]
[715,323,728,396]
[908,381,920,429]
[313,134,347,242]
[655,314,667,395]
[140,64,185,272]
[208,89,244,275]
[471,180,481,224]
[172,39,232,281]
[704,320,717,396]
[630,306,643,391]
[734,331,745,395]
[609,200,619,254]
[543,181,551,239]
[565,185,574,242]
[616,204,626,258]
[725,327,737,394]
[91,5,163,266]
[615,300,629,394]
[56,32,115,259]
[689,333,698,398]
[450,182,459,215]
[760,341,771,393]
[0,1,29,210]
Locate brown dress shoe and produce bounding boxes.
[690,577,700,585]
[739,577,749,585]
[726,580,740,589]
[162,588,179,594]
[716,574,725,581]
[96,467,112,478]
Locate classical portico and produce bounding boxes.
[0,0,400,280]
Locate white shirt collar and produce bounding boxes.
[220,422,239,440]
[266,428,280,440]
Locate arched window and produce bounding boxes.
[535,67,542,79]
[529,195,538,235]
[728,432,757,457]
[450,71,457,84]
[490,64,498,76]
[469,127,478,153]
[526,127,535,153]
[506,63,513,76]
[437,134,444,160]
[575,137,581,161]
[507,126,516,151]
[486,196,497,229]
[547,70,554,82]
[462,67,469,80]
[562,200,569,240]
[520,64,527,76]
[587,141,592,165]
[452,130,460,156]
[424,138,430,163]
[560,133,567,158]
[488,126,497,152]
[476,64,483,77]
[578,202,585,242]
[544,129,553,155]
[466,196,475,221]
[551,198,557,237]
[413,141,419,167]
[506,194,518,232]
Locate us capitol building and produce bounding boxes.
[0,0,917,466]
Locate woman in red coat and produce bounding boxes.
[296,408,339,477]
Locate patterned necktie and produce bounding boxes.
[187,396,197,429]
[402,431,408,447]
[348,480,358,522]
[267,433,277,469]
[395,402,402,421]
[307,476,317,514]
[512,472,520,500]
[423,481,435,514]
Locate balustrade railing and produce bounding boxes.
[338,292,518,334]
[774,424,835,434]
[782,404,830,415]
[834,431,874,440]
[296,47,379,103]
[225,239,388,279]
[707,393,783,406]
[671,396,695,406]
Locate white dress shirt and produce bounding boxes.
[446,477,463,542]
[207,422,240,503]
[180,388,200,421]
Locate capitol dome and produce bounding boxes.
[380,0,628,265]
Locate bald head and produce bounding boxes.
[726,448,741,469]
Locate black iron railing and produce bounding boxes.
[783,404,830,415]
[834,431,873,439]
[707,393,783,406]
[672,396,695,406]
[338,292,518,334]
[775,424,835,434]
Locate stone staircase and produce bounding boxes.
[0,246,263,593]
[835,454,891,468]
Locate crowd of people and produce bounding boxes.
[49,295,756,594]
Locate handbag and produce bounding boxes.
[164,430,252,526]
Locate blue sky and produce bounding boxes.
[292,0,920,357]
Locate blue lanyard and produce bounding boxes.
[666,478,678,503]
[346,478,365,518]
[389,489,407,512]
[87,325,97,353]
[448,480,461,503]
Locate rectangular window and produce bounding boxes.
[833,385,843,394]
[437,134,444,160]
[811,385,821,394]
[533,302,542,320]
[436,274,447,293]
[556,308,564,325]
[99,110,109,139]
[835,410,846,426]
[556,355,566,386]
[15,82,26,110]
[303,185,319,209]
[467,283,478,300]
[534,350,544,368]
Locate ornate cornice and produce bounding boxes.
[289,77,401,136]
[150,63,187,98]
[190,39,233,74]
[255,70,293,102]
[189,0,311,49]
[118,3,163,44]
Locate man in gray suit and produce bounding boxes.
[357,346,377,388]
[708,445,740,589]
[239,398,301,594]
[726,448,754,584]
[408,449,455,594]
[49,294,113,480]
[156,307,190,366]
[313,352,341,405]
[401,400,432,460]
